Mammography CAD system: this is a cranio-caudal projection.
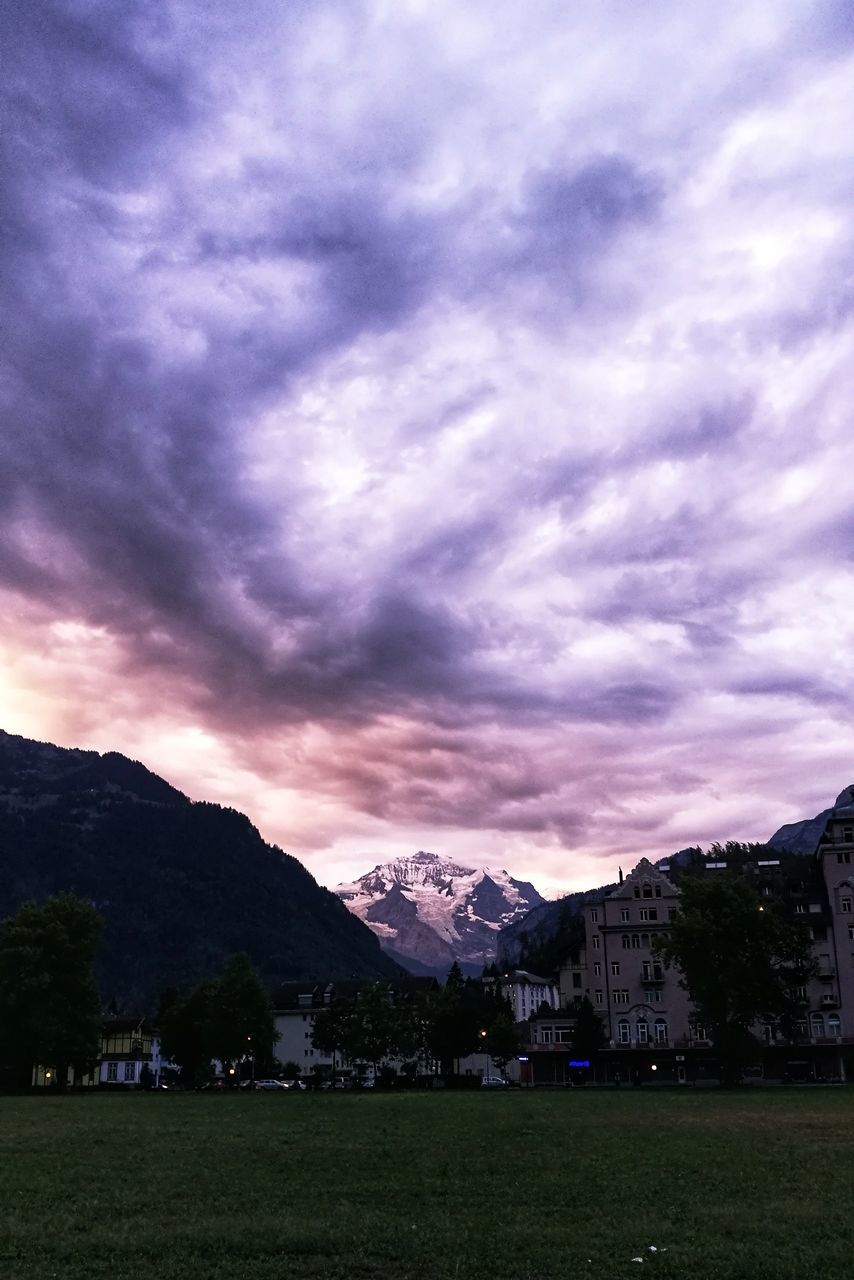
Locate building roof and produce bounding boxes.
[272,975,438,1011]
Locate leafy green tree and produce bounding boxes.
[655,876,816,1086]
[311,998,355,1068]
[160,955,276,1086]
[484,1013,523,1075]
[206,954,276,1080]
[159,980,218,1087]
[569,996,607,1061]
[0,894,102,1088]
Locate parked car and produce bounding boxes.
[480,1075,508,1088]
[281,1079,306,1091]
[251,1079,288,1090]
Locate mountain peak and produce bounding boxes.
[335,851,545,974]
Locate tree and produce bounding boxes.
[0,894,102,1088]
[569,996,607,1061]
[484,1013,523,1076]
[159,980,218,1087]
[206,954,277,1081]
[655,876,816,1086]
[159,955,276,1086]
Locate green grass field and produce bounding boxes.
[1,1089,853,1280]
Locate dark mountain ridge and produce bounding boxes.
[0,729,400,1009]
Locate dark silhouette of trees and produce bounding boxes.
[0,894,102,1088]
[655,875,816,1085]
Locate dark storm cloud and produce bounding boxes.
[2,0,853,868]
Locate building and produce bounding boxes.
[495,969,560,1021]
[272,978,439,1080]
[556,817,854,1084]
[31,1017,161,1088]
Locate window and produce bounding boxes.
[794,985,807,1000]
[540,1029,552,1044]
[590,908,599,923]
[639,908,658,922]
[848,925,854,941]
[610,962,620,977]
[690,1024,707,1042]
[810,1013,824,1038]
[841,897,852,914]
[618,1020,630,1045]
[620,908,630,922]
[654,884,662,898]
[843,827,853,842]
[631,934,640,949]
[794,904,805,914]
[592,935,600,950]
[644,989,662,1004]
[633,886,640,899]
[593,962,602,976]
[621,934,630,950]
[640,933,650,948]
[642,882,653,899]
[654,1020,668,1044]
[613,989,629,1005]
[827,1015,841,1039]
[572,972,582,989]
[123,1062,136,1083]
[642,961,663,981]
[595,991,603,1006]
[107,1062,118,1082]
[636,1020,649,1044]
[837,851,851,864]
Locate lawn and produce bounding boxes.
[1,1088,853,1280]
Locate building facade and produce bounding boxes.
[555,810,854,1084]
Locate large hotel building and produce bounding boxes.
[523,801,854,1085]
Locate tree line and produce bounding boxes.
[0,871,820,1089]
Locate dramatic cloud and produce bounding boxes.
[1,0,853,890]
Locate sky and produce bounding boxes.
[2,1,853,894]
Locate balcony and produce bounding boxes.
[819,994,840,1009]
[818,968,836,981]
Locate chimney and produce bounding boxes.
[618,867,624,884]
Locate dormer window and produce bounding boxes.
[642,882,653,899]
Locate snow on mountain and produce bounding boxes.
[335,850,545,974]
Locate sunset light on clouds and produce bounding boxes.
[2,1,853,890]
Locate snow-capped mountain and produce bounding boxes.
[335,851,546,975]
